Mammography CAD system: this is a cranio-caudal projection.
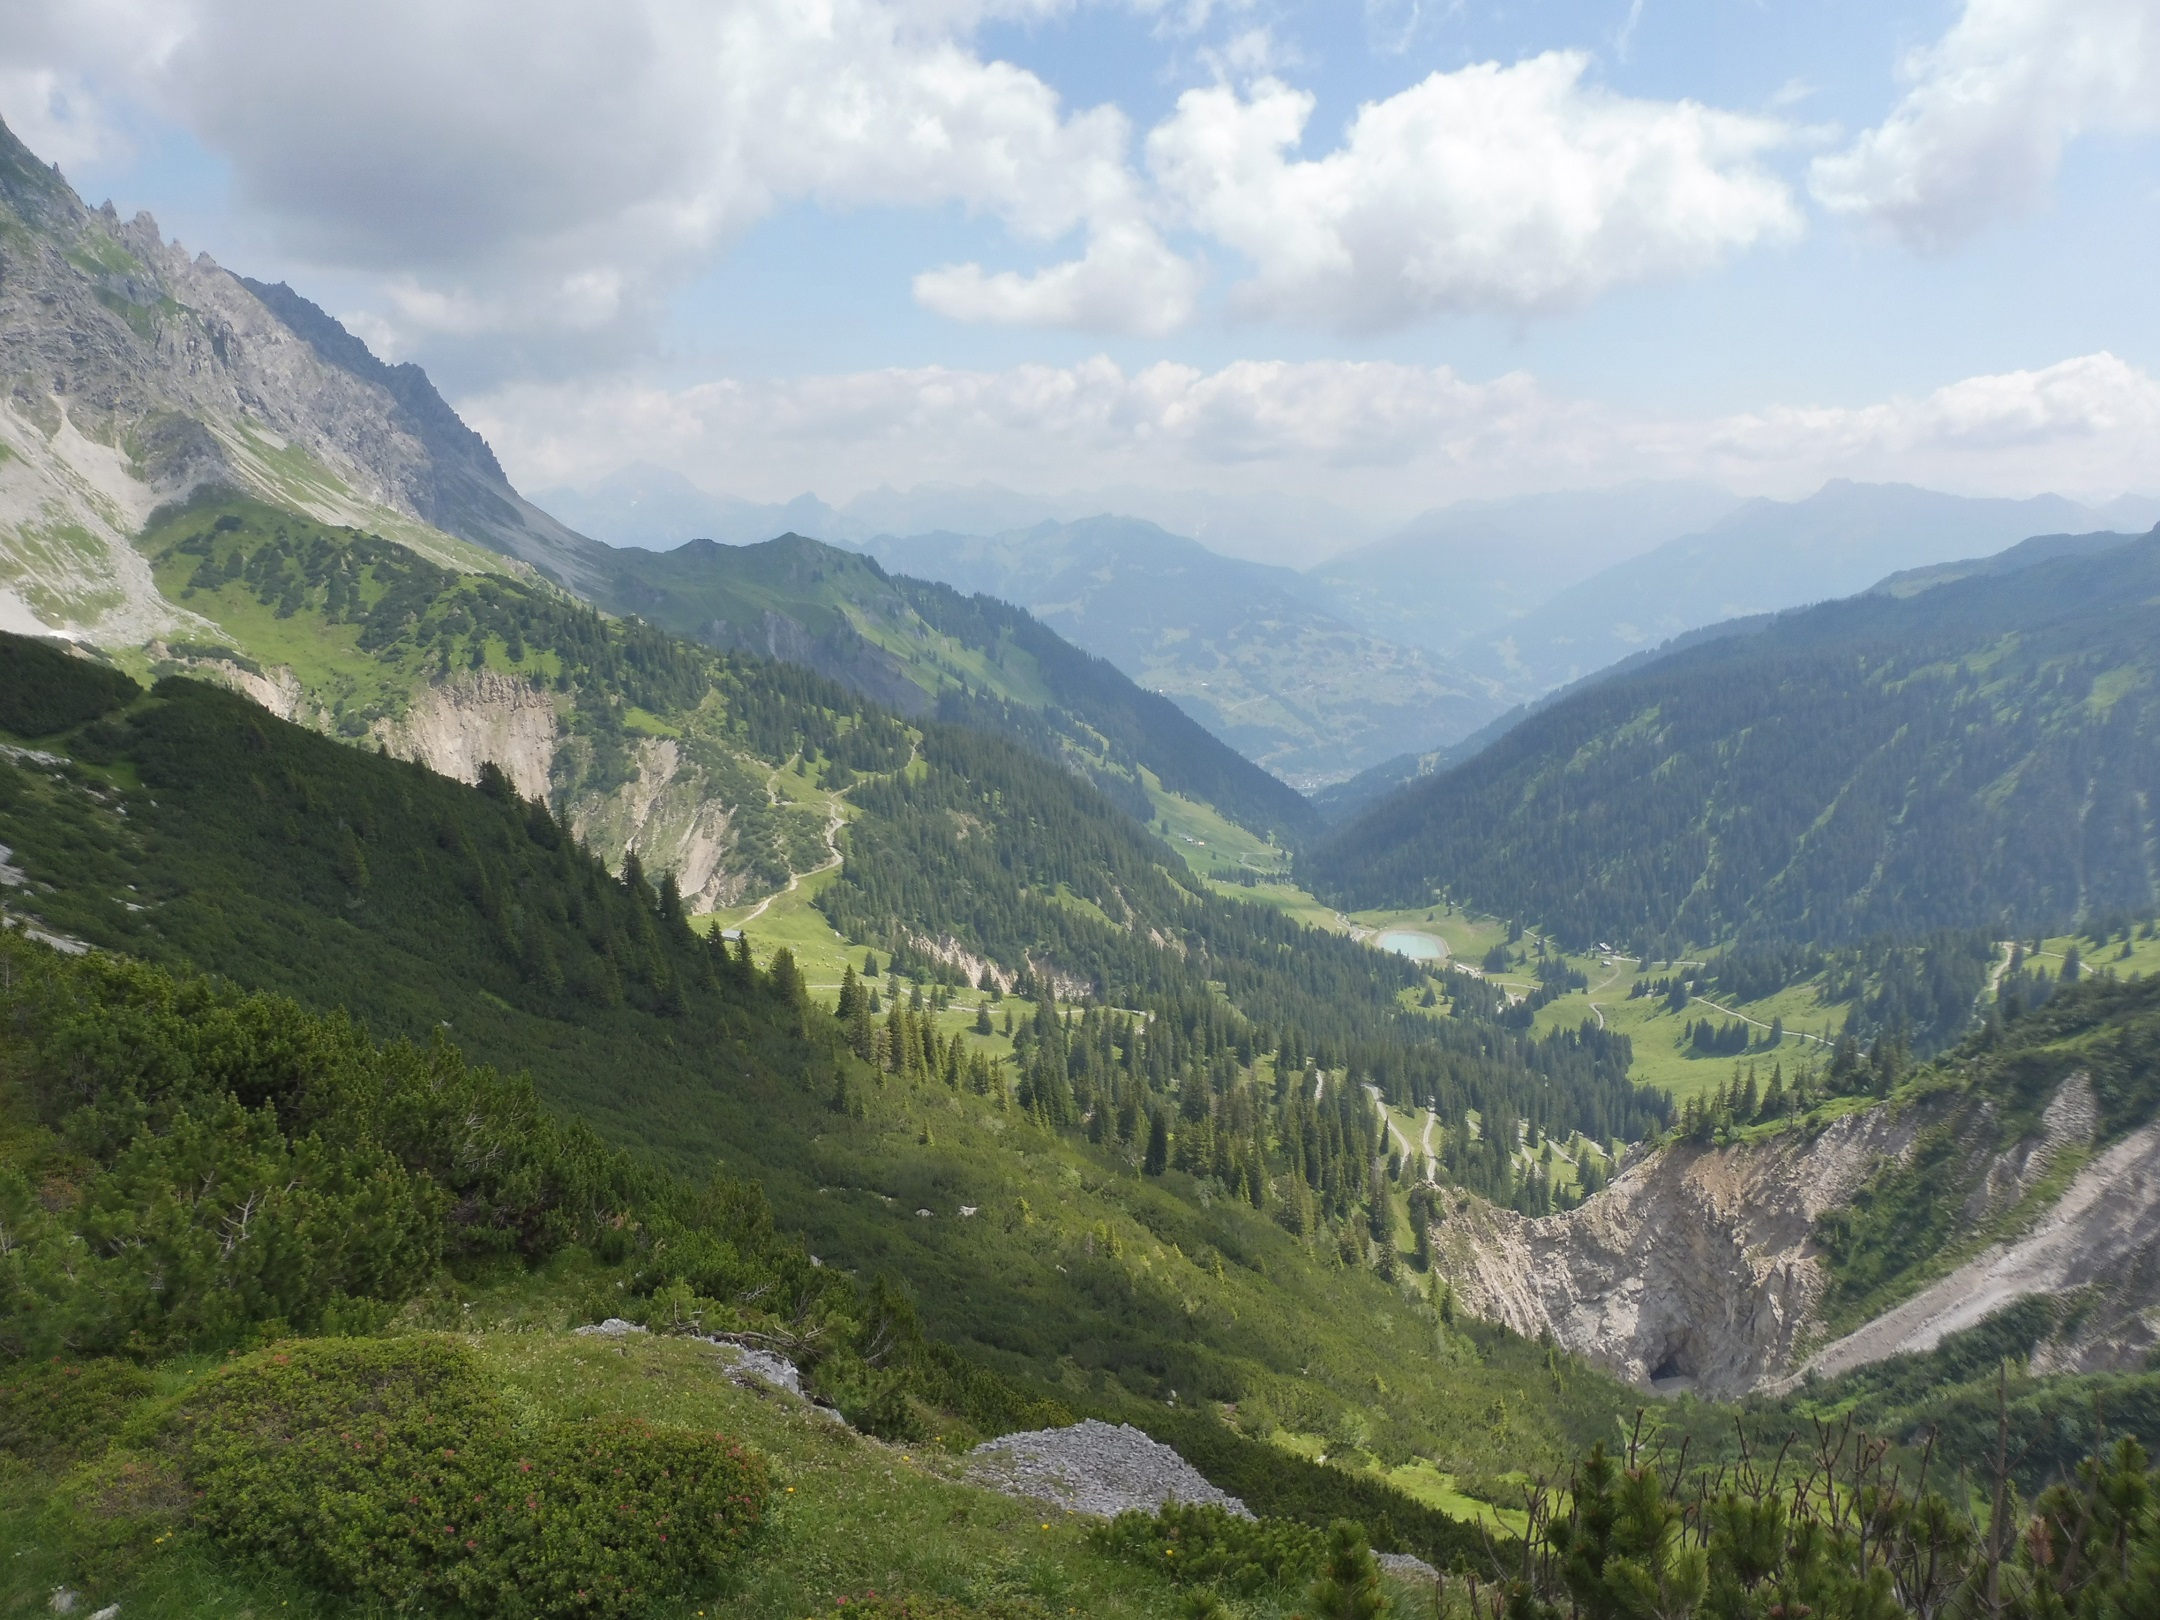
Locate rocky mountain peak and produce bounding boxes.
[0,114,80,228]
[0,113,611,641]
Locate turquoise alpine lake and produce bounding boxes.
[1375,930,1446,960]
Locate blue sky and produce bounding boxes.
[5,0,2157,527]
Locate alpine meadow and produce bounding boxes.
[6,5,2160,1617]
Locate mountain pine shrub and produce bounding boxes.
[164,1336,769,1618]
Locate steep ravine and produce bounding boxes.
[1430,1074,2160,1398]
[1790,1108,2160,1385]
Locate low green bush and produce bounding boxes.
[165,1336,770,1618]
[43,1446,193,1584]
[0,1357,156,1459]
[811,1596,1048,1620]
[1091,1501,1325,1596]
[1120,1408,1493,1570]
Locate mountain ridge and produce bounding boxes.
[587,529,1318,840]
[1305,526,2160,950]
[869,517,1505,786]
[1471,479,2160,696]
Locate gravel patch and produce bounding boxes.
[967,1420,1251,1520]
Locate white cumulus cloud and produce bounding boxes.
[0,0,1820,356]
[0,0,1169,370]
[1811,0,2160,249]
[913,218,1204,334]
[1146,51,1802,327]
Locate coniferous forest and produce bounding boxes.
[1306,535,2160,954]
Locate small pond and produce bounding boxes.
[1375,930,1447,961]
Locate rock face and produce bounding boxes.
[0,115,817,915]
[1797,1107,2160,1384]
[372,672,562,803]
[0,111,610,647]
[1437,1071,2160,1397]
[1432,1103,1933,1398]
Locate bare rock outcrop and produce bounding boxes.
[1436,1070,2160,1397]
[563,738,770,913]
[1960,1071,2096,1225]
[372,672,560,802]
[1432,1102,1932,1398]
[1,111,610,647]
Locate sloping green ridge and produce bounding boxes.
[1307,530,2160,951]
[594,533,1317,842]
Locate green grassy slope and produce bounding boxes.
[1306,533,2160,953]
[127,490,905,905]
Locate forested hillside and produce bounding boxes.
[1306,529,2160,953]
[823,722,1662,1174]
[0,633,1652,1488]
[595,531,1316,841]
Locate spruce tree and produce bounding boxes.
[1302,1521,1386,1620]
[1144,1110,1170,1176]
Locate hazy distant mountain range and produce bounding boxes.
[552,466,2160,785]
[1309,481,1745,661]
[533,463,1386,568]
[864,519,1503,786]
[1462,480,2160,694]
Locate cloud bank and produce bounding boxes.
[467,350,2160,516]
[1148,53,1800,326]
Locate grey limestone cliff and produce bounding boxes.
[0,111,607,643]
[1431,1073,2160,1398]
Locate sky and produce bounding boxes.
[4,0,2158,527]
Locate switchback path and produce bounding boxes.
[1367,1085,1416,1161]
[1685,993,1834,1048]
[735,763,848,927]
[1582,957,1631,1031]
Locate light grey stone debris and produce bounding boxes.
[700,1339,849,1423]
[572,1317,646,1337]
[89,1606,121,1620]
[968,1419,1251,1520]
[48,1591,76,1615]
[713,1341,805,1396]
